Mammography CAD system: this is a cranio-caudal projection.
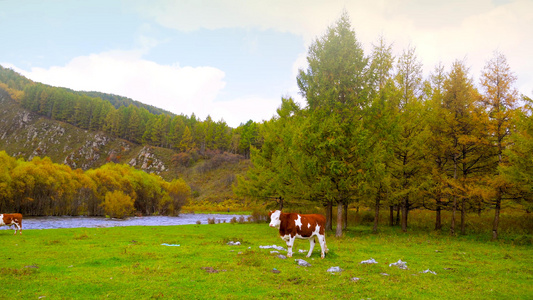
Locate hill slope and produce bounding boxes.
[0,88,249,204]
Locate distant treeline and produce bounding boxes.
[0,65,262,158]
[0,151,190,217]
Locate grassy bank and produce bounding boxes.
[1,223,531,299]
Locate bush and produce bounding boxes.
[100,190,135,219]
[250,210,269,223]
[172,152,195,168]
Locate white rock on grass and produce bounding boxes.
[295,259,311,267]
[327,266,343,273]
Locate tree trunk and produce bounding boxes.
[451,154,458,236]
[343,202,348,230]
[492,191,502,240]
[389,206,394,226]
[401,196,408,232]
[336,202,343,237]
[396,205,401,226]
[325,201,333,231]
[435,198,442,231]
[460,199,466,235]
[373,193,380,233]
[451,196,457,236]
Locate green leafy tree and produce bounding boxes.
[296,11,370,236]
[235,98,304,210]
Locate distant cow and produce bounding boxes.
[269,210,328,259]
[0,213,23,235]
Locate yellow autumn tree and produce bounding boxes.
[100,190,135,219]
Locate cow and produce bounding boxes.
[0,213,23,235]
[269,210,328,259]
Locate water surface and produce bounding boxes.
[2,214,245,230]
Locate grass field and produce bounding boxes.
[1,223,531,299]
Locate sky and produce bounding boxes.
[1,0,532,128]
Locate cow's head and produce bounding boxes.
[269,210,281,228]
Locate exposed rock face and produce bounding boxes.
[0,92,170,175]
[129,146,167,174]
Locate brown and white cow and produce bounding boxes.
[0,213,23,235]
[269,210,328,259]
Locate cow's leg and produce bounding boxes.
[317,234,327,259]
[285,236,295,258]
[16,222,22,235]
[306,237,316,258]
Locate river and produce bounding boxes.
[2,214,246,230]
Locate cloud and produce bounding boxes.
[11,50,232,122]
[209,95,282,127]
[8,49,282,127]
[136,0,532,95]
[132,0,344,43]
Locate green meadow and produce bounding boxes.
[1,223,531,299]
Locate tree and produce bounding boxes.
[479,51,519,240]
[440,60,486,235]
[100,190,135,219]
[501,96,533,213]
[424,63,449,231]
[180,126,195,152]
[366,35,397,233]
[389,46,427,232]
[235,98,306,210]
[296,11,370,237]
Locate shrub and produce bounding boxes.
[100,190,135,219]
[164,178,191,215]
[172,152,194,168]
[250,210,269,223]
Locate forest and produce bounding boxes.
[234,13,533,240]
[1,13,532,240]
[0,65,262,159]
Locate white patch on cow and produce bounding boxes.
[269,210,281,228]
[307,223,311,228]
[0,214,4,226]
[313,223,321,235]
[294,215,302,230]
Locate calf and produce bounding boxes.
[269,210,328,259]
[0,213,23,235]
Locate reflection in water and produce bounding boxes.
[6,214,245,230]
